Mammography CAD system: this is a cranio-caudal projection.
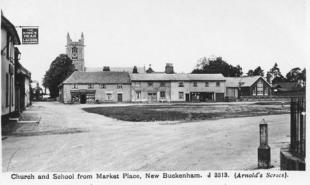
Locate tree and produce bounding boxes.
[43,54,75,98]
[192,56,243,77]
[253,66,264,76]
[286,67,302,82]
[132,66,138,73]
[103,66,110,71]
[247,69,254,76]
[267,63,285,83]
[146,64,154,73]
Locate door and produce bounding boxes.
[185,93,190,102]
[215,93,224,102]
[148,93,157,102]
[117,93,123,102]
[80,94,86,104]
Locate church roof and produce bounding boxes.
[62,71,131,84]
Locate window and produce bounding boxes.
[136,91,141,99]
[179,92,184,99]
[160,91,166,98]
[100,84,106,89]
[135,82,141,87]
[88,84,94,89]
[11,75,13,106]
[73,84,78,89]
[193,82,197,87]
[72,47,78,53]
[148,82,153,86]
[106,93,112,100]
[256,81,263,95]
[178,82,184,87]
[216,82,220,87]
[117,84,122,89]
[205,82,209,87]
[6,34,11,60]
[160,82,165,87]
[6,73,9,107]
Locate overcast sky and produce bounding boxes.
[2,0,307,84]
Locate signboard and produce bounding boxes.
[22,28,39,44]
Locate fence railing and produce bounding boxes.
[290,97,306,159]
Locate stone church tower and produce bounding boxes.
[66,33,85,71]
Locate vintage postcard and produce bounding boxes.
[1,0,308,185]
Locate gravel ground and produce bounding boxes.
[2,102,290,172]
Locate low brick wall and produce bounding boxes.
[280,147,305,171]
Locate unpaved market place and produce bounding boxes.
[2,102,290,171]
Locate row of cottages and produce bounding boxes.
[130,73,226,102]
[1,12,32,122]
[59,71,226,103]
[59,71,272,104]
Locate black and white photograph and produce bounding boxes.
[1,0,308,184]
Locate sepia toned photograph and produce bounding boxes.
[1,0,306,178]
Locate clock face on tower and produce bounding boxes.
[72,47,78,59]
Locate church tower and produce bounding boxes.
[66,33,85,71]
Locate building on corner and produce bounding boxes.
[59,71,131,104]
[1,12,21,121]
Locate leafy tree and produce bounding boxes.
[286,67,301,82]
[247,69,254,76]
[103,66,110,71]
[132,66,138,73]
[192,56,243,77]
[146,64,154,73]
[253,66,264,76]
[266,63,285,83]
[43,54,75,98]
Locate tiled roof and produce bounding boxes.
[62,71,131,84]
[130,73,225,81]
[225,76,270,87]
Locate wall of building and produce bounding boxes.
[62,83,131,103]
[24,77,31,107]
[226,87,238,98]
[131,81,171,102]
[171,81,225,101]
[1,29,16,116]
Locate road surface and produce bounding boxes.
[2,102,290,171]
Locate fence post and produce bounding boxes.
[258,120,271,168]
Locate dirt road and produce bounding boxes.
[2,102,290,171]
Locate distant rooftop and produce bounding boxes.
[85,66,146,73]
[130,73,226,81]
[225,76,270,87]
[62,71,131,84]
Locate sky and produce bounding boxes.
[1,0,307,84]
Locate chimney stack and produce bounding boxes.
[165,63,174,74]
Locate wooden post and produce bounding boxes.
[258,121,271,168]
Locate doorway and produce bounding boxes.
[117,93,123,102]
[80,94,86,104]
[185,93,190,102]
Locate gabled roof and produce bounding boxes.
[62,71,131,84]
[130,73,225,81]
[1,14,21,45]
[225,76,271,87]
